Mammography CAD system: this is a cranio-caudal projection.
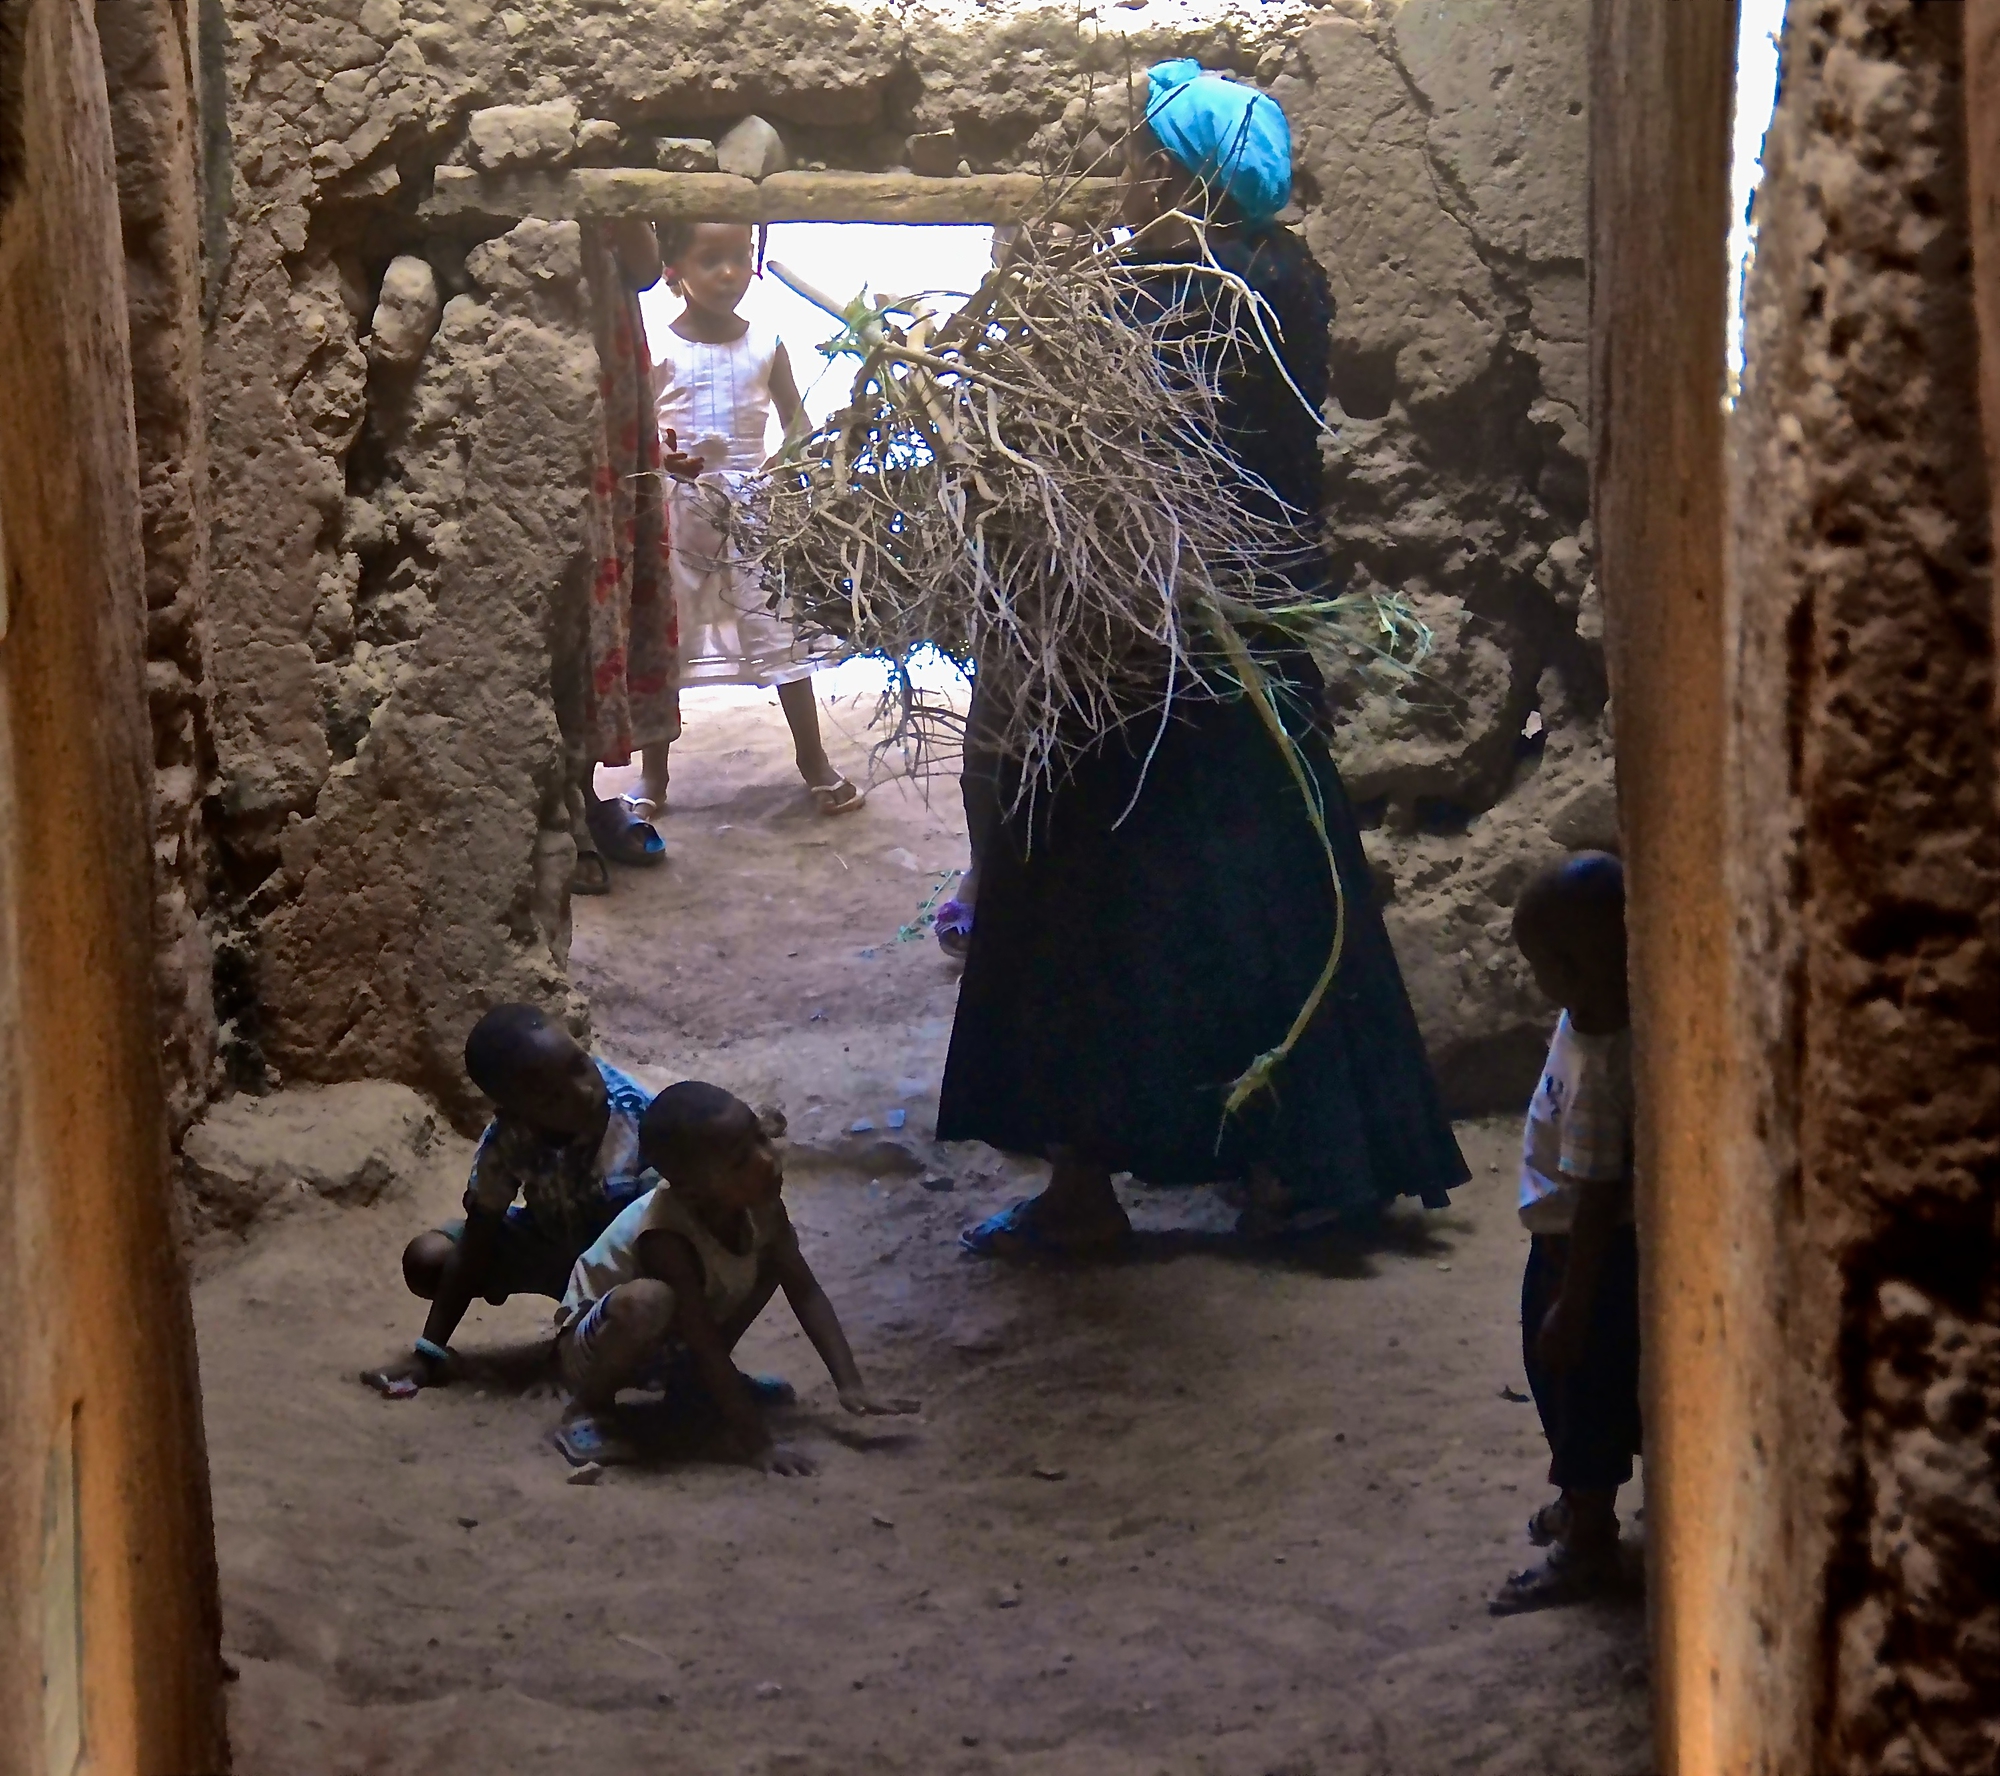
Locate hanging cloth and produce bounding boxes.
[581,231,680,766]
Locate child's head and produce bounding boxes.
[464,1004,609,1142]
[658,221,762,319]
[641,1081,783,1214]
[1513,851,1629,1034]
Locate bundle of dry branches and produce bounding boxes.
[720,219,1428,798]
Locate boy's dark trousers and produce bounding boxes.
[1521,1224,1642,1491]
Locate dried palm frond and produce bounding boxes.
[717,216,1429,797]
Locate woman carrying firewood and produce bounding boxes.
[941,62,1468,1254]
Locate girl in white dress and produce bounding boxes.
[641,222,863,818]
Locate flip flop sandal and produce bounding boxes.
[585,796,666,868]
[959,1198,1132,1263]
[619,791,663,824]
[570,849,612,896]
[1488,1541,1620,1616]
[809,777,865,817]
[934,897,974,959]
[551,1416,638,1468]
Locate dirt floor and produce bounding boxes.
[198,686,1654,1775]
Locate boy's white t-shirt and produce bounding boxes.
[557,1185,778,1332]
[1518,1012,1635,1235]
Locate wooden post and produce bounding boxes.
[421,167,1121,229]
[0,2,227,1773]
[1590,3,1764,1771]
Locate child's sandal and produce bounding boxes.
[1488,1540,1620,1615]
[585,796,666,868]
[552,1415,638,1468]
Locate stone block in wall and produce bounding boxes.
[906,131,960,177]
[468,101,580,172]
[180,1082,438,1233]
[716,115,790,180]
[1545,779,1618,852]
[367,255,441,369]
[576,119,623,163]
[656,136,720,173]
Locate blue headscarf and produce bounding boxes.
[1142,59,1293,229]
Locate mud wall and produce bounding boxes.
[1597,1,2000,1771]
[203,0,1598,1122]
[0,0,228,1767]
[1732,6,1999,1768]
[98,0,223,1140]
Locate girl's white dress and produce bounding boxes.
[653,320,819,689]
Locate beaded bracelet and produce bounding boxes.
[414,1336,451,1366]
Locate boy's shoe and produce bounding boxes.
[1488,1538,1621,1615]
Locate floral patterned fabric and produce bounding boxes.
[581,230,680,766]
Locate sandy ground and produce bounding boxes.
[199,687,1653,1775]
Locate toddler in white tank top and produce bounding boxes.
[636,222,863,819]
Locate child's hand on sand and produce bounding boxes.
[361,1351,447,1398]
[752,1441,819,1478]
[838,1385,921,1418]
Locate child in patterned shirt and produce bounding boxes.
[1491,851,1640,1614]
[363,1004,656,1397]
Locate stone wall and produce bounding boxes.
[1596,1,2000,1769]
[1283,1,1603,1110]
[1734,7,1999,1768]
[97,0,223,1139]
[202,0,1599,1122]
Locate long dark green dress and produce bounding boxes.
[935,229,1467,1220]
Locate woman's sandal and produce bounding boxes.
[959,1198,1133,1263]
[809,776,865,817]
[584,795,666,868]
[934,897,973,960]
[570,849,612,896]
[551,1414,639,1468]
[1488,1539,1621,1615]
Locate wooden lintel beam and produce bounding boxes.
[422,166,1119,228]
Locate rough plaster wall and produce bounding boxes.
[204,0,1599,1114]
[0,0,226,1764]
[96,0,223,1140]
[1282,0,1603,1110]
[257,218,598,1125]
[1735,4,2000,1770]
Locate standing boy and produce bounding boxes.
[1491,851,1641,1614]
[363,1004,655,1396]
